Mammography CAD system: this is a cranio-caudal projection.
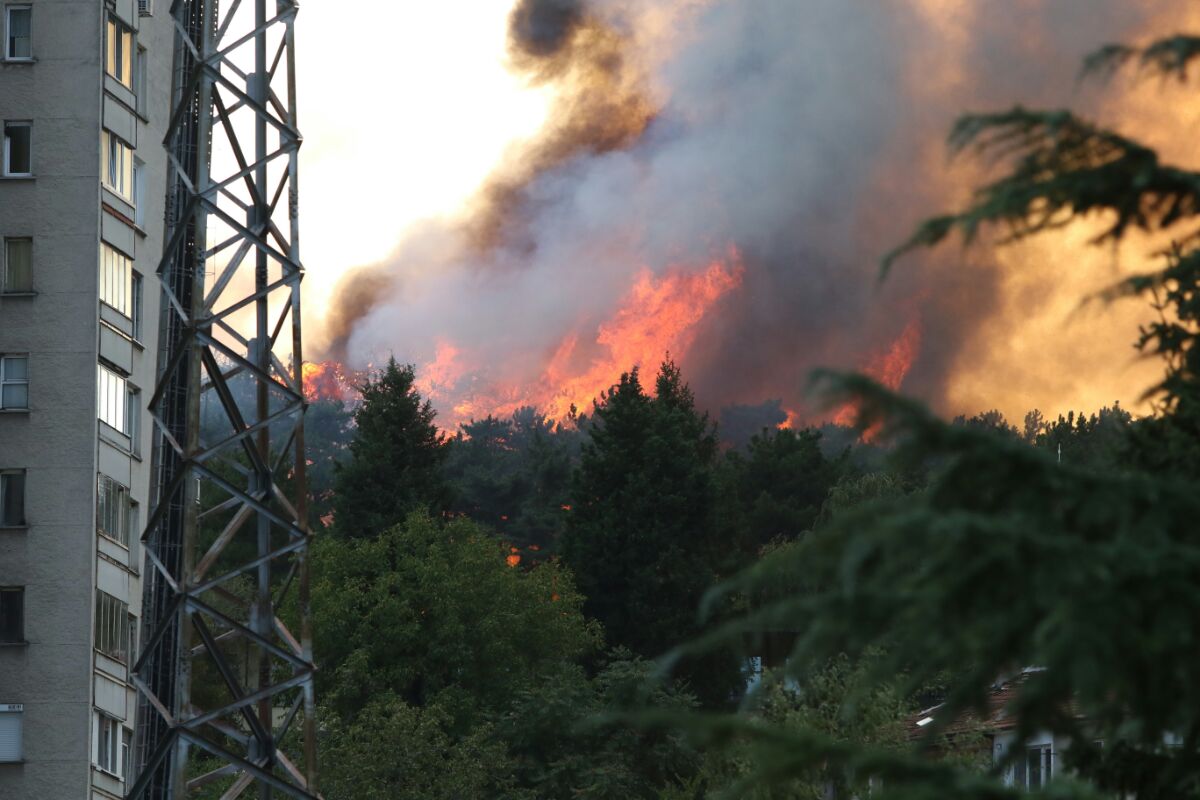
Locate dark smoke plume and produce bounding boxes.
[509,0,586,60]
[323,0,654,358]
[324,0,1189,428]
[466,0,654,249]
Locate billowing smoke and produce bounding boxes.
[319,0,1196,428]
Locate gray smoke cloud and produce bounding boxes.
[325,0,1172,426]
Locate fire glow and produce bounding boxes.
[304,255,746,429]
[834,319,923,430]
[420,255,745,427]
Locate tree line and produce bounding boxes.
[244,22,1200,800]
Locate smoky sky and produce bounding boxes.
[324,0,1175,425]
[510,0,586,58]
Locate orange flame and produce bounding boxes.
[414,341,468,398]
[302,361,355,403]
[311,254,744,429]
[778,408,803,430]
[409,252,745,427]
[834,319,923,429]
[536,256,744,420]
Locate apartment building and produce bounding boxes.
[0,1,170,796]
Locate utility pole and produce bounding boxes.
[128,1,317,797]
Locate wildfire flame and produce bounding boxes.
[302,254,744,430]
[834,318,923,430]
[534,256,744,421]
[302,360,362,404]
[408,253,745,428]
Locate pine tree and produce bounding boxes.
[564,361,742,705]
[332,358,450,538]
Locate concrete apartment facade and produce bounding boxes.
[0,1,171,796]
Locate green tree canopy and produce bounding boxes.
[498,650,701,799]
[563,360,742,706]
[716,426,843,572]
[319,695,516,800]
[332,357,449,538]
[313,511,601,726]
[443,406,581,558]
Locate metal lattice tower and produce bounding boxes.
[129,0,316,796]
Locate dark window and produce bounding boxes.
[0,470,24,526]
[131,271,144,339]
[0,587,23,643]
[1015,744,1053,788]
[3,121,30,176]
[94,590,129,662]
[6,7,30,60]
[2,238,31,292]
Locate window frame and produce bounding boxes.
[0,354,29,410]
[3,120,31,177]
[105,15,133,88]
[99,242,133,317]
[101,130,134,201]
[0,470,24,527]
[95,712,121,776]
[134,45,148,116]
[97,363,129,435]
[125,383,141,454]
[131,270,144,340]
[4,5,31,61]
[97,473,131,547]
[0,587,23,644]
[0,705,22,763]
[1021,743,1053,788]
[2,236,31,293]
[94,590,130,663]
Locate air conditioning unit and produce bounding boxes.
[138,0,152,16]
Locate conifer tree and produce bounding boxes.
[564,361,742,705]
[332,357,449,538]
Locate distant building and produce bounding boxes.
[0,1,170,796]
[907,671,1080,790]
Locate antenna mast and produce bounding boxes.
[129,0,317,796]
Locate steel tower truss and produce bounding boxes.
[129,0,316,796]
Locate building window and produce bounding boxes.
[132,157,146,226]
[1018,744,1053,788]
[99,243,133,316]
[3,121,30,176]
[0,355,28,410]
[135,46,148,116]
[138,0,153,17]
[98,364,129,434]
[97,474,131,546]
[102,130,134,200]
[1,237,30,293]
[5,6,30,60]
[0,705,22,763]
[105,16,132,87]
[121,725,133,782]
[96,713,121,775]
[0,587,23,643]
[131,271,144,340]
[94,590,129,662]
[126,384,141,453]
[0,470,24,527]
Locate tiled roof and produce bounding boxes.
[906,676,1027,741]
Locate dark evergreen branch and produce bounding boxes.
[1083,35,1200,82]
[882,107,1200,275]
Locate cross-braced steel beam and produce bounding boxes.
[130,0,316,797]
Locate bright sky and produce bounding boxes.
[295,2,550,316]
